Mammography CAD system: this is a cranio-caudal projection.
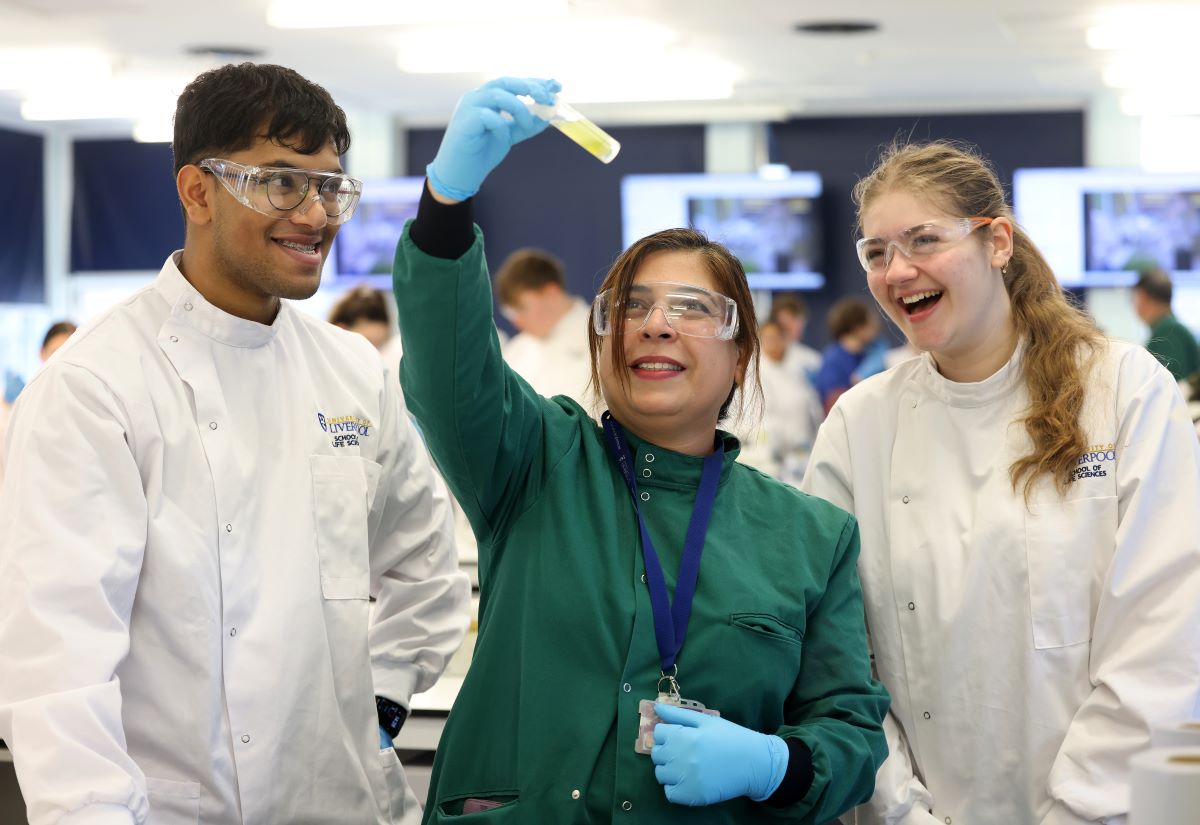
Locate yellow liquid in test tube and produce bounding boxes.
[524,96,621,164]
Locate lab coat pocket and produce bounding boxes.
[146,776,200,825]
[730,612,805,648]
[1025,495,1115,649]
[435,791,520,818]
[377,747,418,824]
[311,454,376,599]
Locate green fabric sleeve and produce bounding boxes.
[767,515,891,822]
[392,222,566,550]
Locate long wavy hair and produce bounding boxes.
[586,228,763,428]
[853,141,1104,500]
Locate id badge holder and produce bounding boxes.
[634,669,720,754]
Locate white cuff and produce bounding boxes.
[1038,800,1094,825]
[56,803,137,825]
[895,806,945,825]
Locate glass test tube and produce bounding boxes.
[523,95,621,164]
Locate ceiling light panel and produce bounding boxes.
[268,0,568,28]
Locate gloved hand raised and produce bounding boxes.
[651,703,790,807]
[426,77,561,202]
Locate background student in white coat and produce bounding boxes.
[0,63,470,825]
[495,246,593,405]
[802,141,1200,825]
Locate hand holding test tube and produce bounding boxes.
[426,78,619,204]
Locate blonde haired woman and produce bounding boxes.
[803,141,1200,825]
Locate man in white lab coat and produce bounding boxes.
[0,63,471,825]
[494,247,593,404]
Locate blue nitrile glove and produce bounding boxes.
[379,726,394,750]
[651,703,789,806]
[426,77,561,202]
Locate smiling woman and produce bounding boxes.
[802,140,1200,825]
[393,76,890,825]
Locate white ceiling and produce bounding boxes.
[0,0,1168,135]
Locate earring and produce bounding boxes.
[1001,262,1010,275]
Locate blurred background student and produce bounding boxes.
[0,320,76,492]
[1132,266,1200,385]
[813,297,881,414]
[494,247,592,404]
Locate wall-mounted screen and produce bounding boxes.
[621,173,824,290]
[1013,167,1200,287]
[329,176,425,287]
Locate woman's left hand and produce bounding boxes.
[651,703,789,806]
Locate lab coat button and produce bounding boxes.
[241,734,250,744]
[908,602,916,611]
[571,790,581,800]
[184,302,193,311]
[644,453,655,463]
[622,683,632,693]
[642,468,651,478]
[169,335,179,343]
[923,711,931,719]
[229,627,237,637]
[621,800,633,811]
[640,492,650,502]
[209,421,218,430]
[225,523,233,533]
[902,495,910,504]
[945,819,952,824]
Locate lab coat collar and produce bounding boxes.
[914,338,1024,408]
[614,419,741,489]
[153,251,283,349]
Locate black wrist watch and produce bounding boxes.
[376,696,409,739]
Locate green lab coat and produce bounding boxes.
[1148,312,1200,381]
[394,223,889,824]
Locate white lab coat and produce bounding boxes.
[0,254,471,825]
[784,342,822,380]
[500,298,593,406]
[802,339,1200,825]
[738,355,823,484]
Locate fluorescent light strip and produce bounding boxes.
[269,0,567,28]
[1087,5,1200,50]
[394,20,676,74]
[0,48,111,92]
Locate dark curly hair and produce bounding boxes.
[172,62,351,176]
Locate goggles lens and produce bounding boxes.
[592,281,739,340]
[198,158,363,225]
[856,217,994,273]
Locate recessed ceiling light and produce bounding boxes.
[185,46,265,60]
[793,20,879,35]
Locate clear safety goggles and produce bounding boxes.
[592,281,739,340]
[856,217,994,273]
[198,158,363,225]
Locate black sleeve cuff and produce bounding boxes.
[376,695,410,738]
[409,181,476,260]
[765,737,815,808]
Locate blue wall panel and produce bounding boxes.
[71,140,181,272]
[0,127,45,303]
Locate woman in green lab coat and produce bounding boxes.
[394,77,889,825]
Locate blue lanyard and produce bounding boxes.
[601,412,724,673]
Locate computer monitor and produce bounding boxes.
[621,173,825,290]
[1013,167,1200,287]
[329,176,425,288]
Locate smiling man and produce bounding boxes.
[0,63,470,825]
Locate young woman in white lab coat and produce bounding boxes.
[802,142,1200,825]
